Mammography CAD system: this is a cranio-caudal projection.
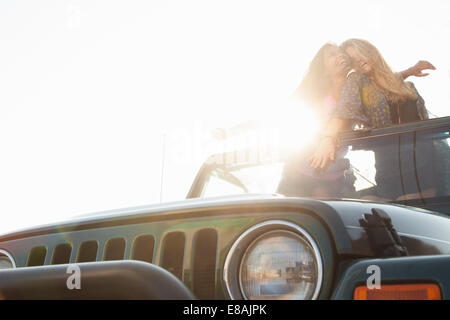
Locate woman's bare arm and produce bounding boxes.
[399,60,436,79]
[309,118,350,171]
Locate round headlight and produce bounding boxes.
[240,230,320,300]
[224,220,323,300]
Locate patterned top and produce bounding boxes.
[333,71,428,128]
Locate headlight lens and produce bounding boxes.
[239,230,320,300]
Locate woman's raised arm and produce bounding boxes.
[399,60,436,79]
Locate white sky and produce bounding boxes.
[1,0,449,234]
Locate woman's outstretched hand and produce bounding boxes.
[409,60,436,77]
[308,137,337,171]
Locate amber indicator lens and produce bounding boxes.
[354,283,442,300]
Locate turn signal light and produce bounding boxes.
[354,284,441,300]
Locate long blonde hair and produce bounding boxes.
[293,43,336,108]
[340,39,417,103]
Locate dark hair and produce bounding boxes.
[293,43,336,108]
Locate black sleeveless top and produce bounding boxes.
[389,98,422,125]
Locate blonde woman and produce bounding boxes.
[309,39,433,171]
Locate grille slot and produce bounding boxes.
[77,240,98,262]
[51,243,72,264]
[131,234,155,263]
[161,232,185,280]
[192,229,218,299]
[27,246,47,266]
[103,237,126,261]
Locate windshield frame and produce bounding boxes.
[187,116,450,208]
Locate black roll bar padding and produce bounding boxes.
[0,260,196,300]
[359,208,409,257]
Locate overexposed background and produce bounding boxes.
[1,0,449,234]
